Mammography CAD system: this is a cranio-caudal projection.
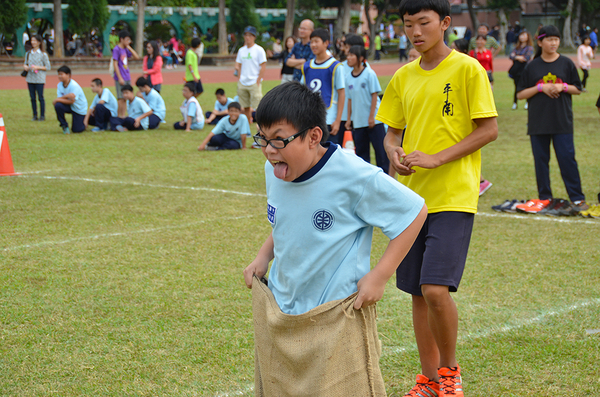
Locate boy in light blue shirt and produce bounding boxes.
[243,82,426,392]
[135,77,165,129]
[53,65,88,134]
[198,102,250,150]
[205,88,234,125]
[111,84,153,131]
[84,78,118,132]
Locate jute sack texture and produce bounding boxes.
[252,276,386,396]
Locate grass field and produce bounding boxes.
[1,66,600,396]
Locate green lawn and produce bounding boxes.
[1,68,599,396]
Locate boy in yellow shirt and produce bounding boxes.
[376,1,498,396]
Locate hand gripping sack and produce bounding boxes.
[252,276,387,396]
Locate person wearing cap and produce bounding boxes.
[109,28,119,51]
[234,26,267,128]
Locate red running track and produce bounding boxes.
[0,56,522,91]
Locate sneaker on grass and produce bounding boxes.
[438,366,463,397]
[62,126,70,134]
[516,199,551,214]
[479,180,492,196]
[557,200,589,216]
[404,374,439,397]
[539,199,569,216]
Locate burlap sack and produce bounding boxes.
[252,276,386,396]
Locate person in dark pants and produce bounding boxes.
[53,66,88,134]
[23,35,51,121]
[84,78,119,132]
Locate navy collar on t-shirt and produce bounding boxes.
[293,142,337,183]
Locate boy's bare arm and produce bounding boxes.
[244,233,275,288]
[384,126,413,176]
[402,117,498,170]
[354,204,428,309]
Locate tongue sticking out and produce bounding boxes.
[273,162,288,180]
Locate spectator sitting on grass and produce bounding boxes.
[111,84,153,132]
[174,82,205,131]
[135,77,166,130]
[198,102,250,151]
[205,88,234,125]
[84,78,119,132]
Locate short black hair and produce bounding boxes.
[215,88,225,96]
[348,45,367,63]
[399,0,450,21]
[191,37,202,48]
[121,84,133,93]
[255,82,329,143]
[344,33,364,47]
[452,38,468,54]
[136,76,150,87]
[537,25,561,39]
[479,23,490,30]
[118,30,131,41]
[228,101,242,111]
[57,65,71,75]
[184,82,196,94]
[91,78,103,86]
[310,28,330,43]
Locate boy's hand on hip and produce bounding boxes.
[243,260,268,289]
[403,150,440,170]
[354,271,387,310]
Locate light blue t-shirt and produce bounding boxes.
[90,88,118,118]
[57,79,88,116]
[340,60,353,121]
[301,57,345,125]
[127,96,152,130]
[212,114,251,147]
[345,66,382,129]
[143,88,166,121]
[265,143,424,315]
[214,97,234,112]
[186,102,204,130]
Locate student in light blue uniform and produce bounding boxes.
[205,88,235,125]
[136,77,165,129]
[344,45,390,174]
[198,102,250,150]
[53,65,88,134]
[85,78,119,132]
[110,84,152,131]
[339,33,369,142]
[244,82,427,316]
[174,82,205,131]
[300,29,345,144]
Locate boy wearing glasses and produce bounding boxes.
[243,82,427,392]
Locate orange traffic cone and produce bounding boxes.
[342,130,355,152]
[0,114,20,176]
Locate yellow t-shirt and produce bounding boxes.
[376,50,497,214]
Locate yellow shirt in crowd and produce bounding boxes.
[377,50,498,214]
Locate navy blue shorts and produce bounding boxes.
[396,211,474,296]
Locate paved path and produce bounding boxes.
[2,55,591,90]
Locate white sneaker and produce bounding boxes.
[512,103,517,110]
[524,102,528,110]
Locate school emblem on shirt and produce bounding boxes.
[538,72,563,84]
[267,203,277,226]
[361,82,367,89]
[442,83,454,117]
[312,209,334,231]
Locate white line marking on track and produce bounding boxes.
[477,211,599,225]
[1,215,257,252]
[22,175,266,198]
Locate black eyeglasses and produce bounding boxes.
[253,127,310,149]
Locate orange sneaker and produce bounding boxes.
[515,199,551,213]
[438,366,463,397]
[404,374,440,397]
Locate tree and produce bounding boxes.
[364,0,396,58]
[466,0,478,31]
[218,0,227,54]
[0,0,27,37]
[54,0,64,57]
[487,0,520,47]
[229,0,259,49]
[67,0,109,36]
[284,0,296,39]
[136,0,146,54]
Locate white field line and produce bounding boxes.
[1,215,256,252]
[22,175,266,198]
[477,211,600,225]
[15,169,66,175]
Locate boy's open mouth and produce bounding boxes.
[273,161,288,180]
